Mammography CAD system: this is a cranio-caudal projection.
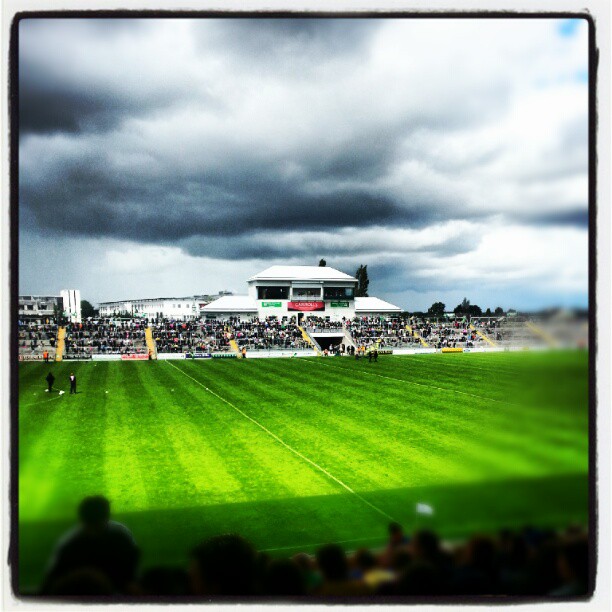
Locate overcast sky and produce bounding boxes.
[18,17,589,311]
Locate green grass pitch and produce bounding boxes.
[18,351,589,590]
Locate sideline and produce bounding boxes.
[260,535,383,553]
[21,393,65,408]
[165,360,396,523]
[302,359,518,407]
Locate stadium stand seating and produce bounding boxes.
[17,314,587,359]
[62,319,149,357]
[149,320,233,354]
[231,318,311,352]
[18,321,58,359]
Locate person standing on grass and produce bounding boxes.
[46,371,55,393]
[43,350,49,363]
[69,372,77,395]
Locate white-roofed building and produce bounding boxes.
[355,297,402,316]
[200,295,258,319]
[202,265,401,321]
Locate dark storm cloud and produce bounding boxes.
[18,18,589,309]
[19,63,166,135]
[195,18,377,67]
[20,155,420,241]
[526,209,589,228]
[18,19,215,135]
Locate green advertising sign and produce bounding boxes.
[330,301,350,308]
[262,301,282,307]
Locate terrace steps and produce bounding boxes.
[229,338,241,357]
[55,327,66,361]
[410,327,429,348]
[469,324,497,347]
[145,327,157,359]
[526,321,559,348]
[298,326,322,356]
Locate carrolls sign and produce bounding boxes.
[288,301,325,312]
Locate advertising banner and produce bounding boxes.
[63,354,92,360]
[330,301,349,308]
[287,301,325,312]
[441,347,464,353]
[211,353,237,358]
[186,353,212,359]
[121,353,149,360]
[157,353,186,360]
[261,302,282,307]
[92,354,122,361]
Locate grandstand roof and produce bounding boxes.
[200,295,257,312]
[249,265,356,282]
[355,297,402,313]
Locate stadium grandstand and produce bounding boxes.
[17,268,590,600]
[18,267,588,362]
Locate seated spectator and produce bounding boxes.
[380,522,409,567]
[189,534,257,596]
[263,558,306,596]
[314,544,371,596]
[549,537,589,597]
[450,535,499,595]
[42,495,139,595]
[351,548,395,589]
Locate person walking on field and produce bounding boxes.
[69,372,77,395]
[46,371,55,393]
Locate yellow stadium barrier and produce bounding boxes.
[145,327,157,359]
[441,347,464,353]
[55,327,66,361]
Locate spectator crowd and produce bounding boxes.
[37,496,589,600]
[63,320,148,357]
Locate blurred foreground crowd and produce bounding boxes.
[38,496,589,600]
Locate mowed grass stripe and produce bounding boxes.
[177,359,584,491]
[172,360,462,490]
[166,360,396,522]
[211,360,491,489]
[302,358,517,406]
[156,363,342,503]
[241,357,588,475]
[20,362,109,521]
[303,356,586,428]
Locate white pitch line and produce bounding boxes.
[260,535,383,553]
[303,359,519,407]
[165,360,395,523]
[21,394,65,408]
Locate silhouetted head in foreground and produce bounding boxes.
[264,558,306,596]
[190,534,257,596]
[79,496,111,532]
[316,544,348,582]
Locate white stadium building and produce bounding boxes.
[201,266,401,321]
[97,266,401,322]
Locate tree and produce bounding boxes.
[355,265,369,297]
[485,307,492,316]
[494,306,504,315]
[81,300,96,319]
[454,297,470,315]
[318,259,327,267]
[428,302,446,317]
[468,304,482,316]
